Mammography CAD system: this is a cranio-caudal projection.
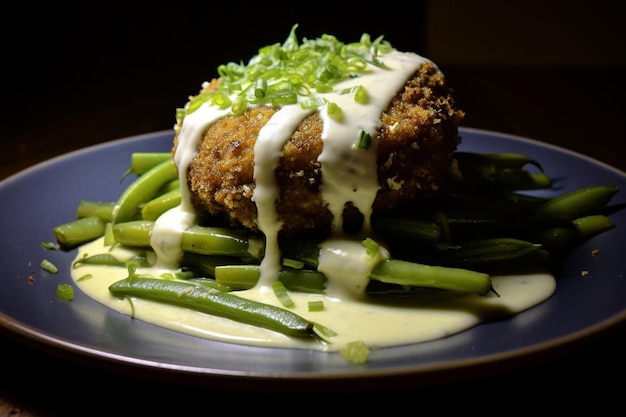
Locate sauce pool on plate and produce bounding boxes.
[72,238,556,351]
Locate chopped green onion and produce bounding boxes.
[361,237,380,257]
[282,258,304,269]
[308,300,324,311]
[272,281,295,308]
[41,241,60,250]
[77,273,93,282]
[313,322,337,339]
[354,85,368,104]
[254,79,267,98]
[231,96,247,115]
[213,93,232,109]
[180,24,394,116]
[56,284,74,301]
[103,222,116,247]
[354,131,372,150]
[301,97,327,110]
[340,341,370,365]
[326,102,343,121]
[40,259,58,274]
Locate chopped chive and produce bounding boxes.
[301,97,326,110]
[326,102,343,121]
[340,341,371,365]
[282,258,304,269]
[354,131,372,150]
[41,241,60,250]
[213,93,232,109]
[231,96,247,115]
[313,322,337,339]
[354,85,368,104]
[361,237,380,257]
[254,79,267,98]
[272,281,295,308]
[56,284,74,301]
[40,259,58,274]
[308,300,324,311]
[77,273,93,282]
[180,24,394,117]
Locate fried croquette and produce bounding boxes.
[177,61,464,237]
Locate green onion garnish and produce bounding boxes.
[77,273,93,282]
[282,258,304,269]
[340,341,371,365]
[308,300,324,312]
[56,284,74,301]
[355,131,372,150]
[272,281,295,308]
[362,237,380,257]
[40,259,58,274]
[254,79,267,99]
[354,85,368,104]
[326,102,343,121]
[181,23,393,116]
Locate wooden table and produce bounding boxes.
[1,64,625,414]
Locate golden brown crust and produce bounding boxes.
[178,61,464,236]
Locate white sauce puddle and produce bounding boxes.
[72,238,555,351]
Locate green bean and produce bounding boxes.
[53,216,107,249]
[141,188,181,221]
[573,214,615,237]
[76,201,116,221]
[181,252,247,276]
[369,259,491,295]
[158,179,180,194]
[371,216,442,246]
[213,265,327,294]
[182,225,263,259]
[440,213,572,241]
[103,222,116,247]
[455,152,545,170]
[186,277,231,292]
[213,259,490,295]
[529,214,615,253]
[111,220,153,247]
[112,220,264,259]
[73,253,150,268]
[108,277,316,338]
[422,189,548,216]
[428,238,544,270]
[278,269,327,294]
[279,239,323,268]
[112,158,178,224]
[214,264,261,289]
[120,153,173,181]
[535,185,619,220]
[272,281,295,307]
[451,152,552,190]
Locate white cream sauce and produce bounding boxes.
[71,48,557,353]
[72,238,556,351]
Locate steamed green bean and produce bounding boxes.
[52,150,622,330]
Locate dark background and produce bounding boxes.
[3,0,624,178]
[2,1,432,176]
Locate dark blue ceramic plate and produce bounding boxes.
[1,128,625,386]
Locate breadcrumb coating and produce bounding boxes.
[176,62,464,236]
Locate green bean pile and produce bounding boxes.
[51,151,619,347]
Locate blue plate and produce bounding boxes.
[1,128,625,386]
